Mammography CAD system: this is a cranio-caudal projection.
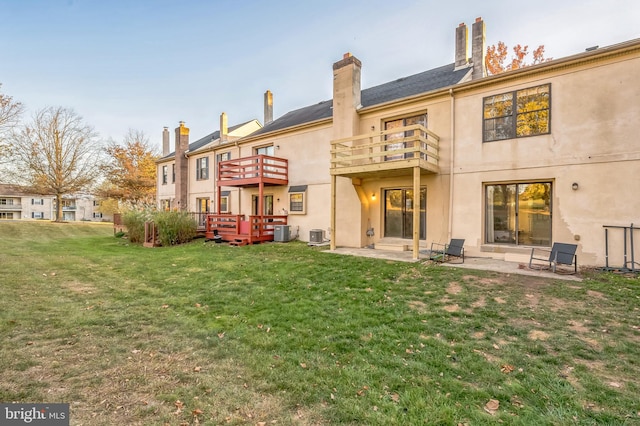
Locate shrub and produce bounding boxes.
[121,209,151,243]
[152,210,197,246]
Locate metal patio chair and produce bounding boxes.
[429,238,465,263]
[529,242,578,274]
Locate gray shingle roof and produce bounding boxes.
[159,121,254,160]
[250,62,470,137]
[361,63,470,107]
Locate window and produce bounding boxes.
[161,199,171,211]
[384,114,427,160]
[0,212,14,219]
[485,182,552,246]
[32,212,44,219]
[93,200,100,207]
[196,157,209,180]
[216,152,231,163]
[32,198,44,205]
[219,191,230,213]
[93,212,103,219]
[288,185,307,214]
[162,165,168,184]
[0,198,14,205]
[483,84,550,142]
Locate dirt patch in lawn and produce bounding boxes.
[446,281,462,295]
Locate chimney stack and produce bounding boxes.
[174,121,189,210]
[264,90,273,125]
[162,126,170,156]
[472,17,486,79]
[455,22,469,69]
[220,112,228,143]
[332,52,362,140]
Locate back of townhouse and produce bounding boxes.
[156,18,640,268]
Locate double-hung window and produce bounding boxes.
[162,165,168,184]
[196,157,209,180]
[483,84,550,142]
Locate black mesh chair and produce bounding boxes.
[529,242,578,274]
[429,239,465,263]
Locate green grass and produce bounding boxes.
[1,221,639,425]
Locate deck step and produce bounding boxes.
[375,243,409,252]
[229,238,248,247]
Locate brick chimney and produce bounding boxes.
[455,22,469,69]
[472,17,486,79]
[174,121,189,210]
[220,112,228,143]
[332,52,362,140]
[264,90,273,125]
[162,126,170,156]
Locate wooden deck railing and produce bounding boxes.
[218,155,288,187]
[205,214,288,243]
[330,124,440,177]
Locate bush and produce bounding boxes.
[152,210,197,246]
[121,209,151,243]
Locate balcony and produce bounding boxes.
[0,203,21,211]
[62,206,77,211]
[218,155,288,188]
[330,124,440,179]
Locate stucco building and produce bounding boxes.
[0,184,110,222]
[156,18,640,267]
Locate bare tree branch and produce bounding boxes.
[6,106,104,221]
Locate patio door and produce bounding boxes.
[384,188,426,239]
[252,195,273,215]
[196,198,210,227]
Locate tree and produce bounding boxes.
[0,84,24,163]
[99,129,158,205]
[7,106,103,222]
[485,42,551,76]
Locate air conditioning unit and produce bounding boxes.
[274,225,290,242]
[309,229,324,243]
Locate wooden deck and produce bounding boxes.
[205,214,288,245]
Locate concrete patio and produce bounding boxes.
[327,247,583,281]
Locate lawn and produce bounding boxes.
[0,221,638,425]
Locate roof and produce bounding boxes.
[249,62,470,137]
[159,120,255,161]
[361,63,470,107]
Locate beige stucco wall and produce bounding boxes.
[156,159,175,207]
[188,153,213,212]
[450,51,640,266]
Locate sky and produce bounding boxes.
[1,0,639,151]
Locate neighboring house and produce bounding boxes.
[0,184,110,222]
[157,17,640,267]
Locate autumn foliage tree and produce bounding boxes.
[485,42,551,76]
[100,129,158,205]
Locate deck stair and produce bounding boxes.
[229,238,249,247]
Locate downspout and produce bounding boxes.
[448,88,455,240]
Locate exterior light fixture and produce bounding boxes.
[572,182,579,190]
[371,193,376,200]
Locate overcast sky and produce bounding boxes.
[1,0,639,150]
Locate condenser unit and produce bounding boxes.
[274,225,290,242]
[309,229,324,243]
